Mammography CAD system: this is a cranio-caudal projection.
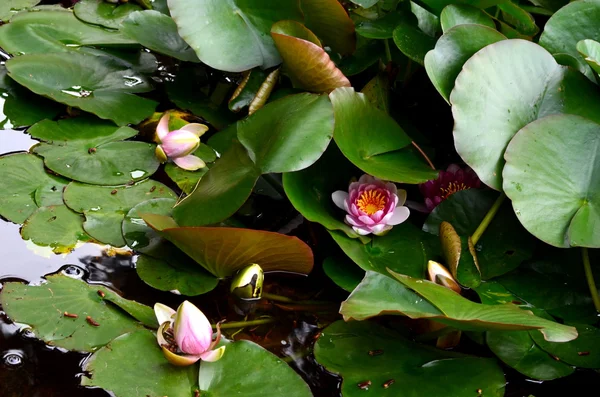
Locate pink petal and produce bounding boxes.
[358,174,375,184]
[385,182,398,195]
[156,113,170,142]
[173,155,206,171]
[174,301,213,355]
[358,215,375,225]
[180,123,209,137]
[371,224,392,235]
[199,346,226,362]
[353,225,372,235]
[332,191,349,210]
[386,206,410,225]
[161,130,200,158]
[345,214,362,227]
[447,164,461,174]
[371,210,385,223]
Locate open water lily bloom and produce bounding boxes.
[419,164,481,212]
[154,113,209,171]
[331,174,410,236]
[154,301,225,366]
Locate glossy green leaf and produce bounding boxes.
[503,114,600,248]
[361,73,389,113]
[486,330,574,380]
[136,254,218,296]
[82,330,199,396]
[0,9,136,54]
[577,39,600,76]
[6,52,158,126]
[314,320,506,397]
[392,19,436,65]
[167,0,302,72]
[425,24,505,102]
[74,0,141,30]
[64,180,176,247]
[329,222,439,277]
[323,256,365,292]
[0,153,69,224]
[424,189,534,279]
[143,213,314,278]
[498,2,537,36]
[199,339,312,396]
[337,40,385,76]
[30,117,159,185]
[172,142,260,226]
[539,0,600,80]
[451,39,600,190]
[439,4,495,32]
[121,10,199,62]
[411,1,441,37]
[283,145,369,241]
[0,275,144,352]
[21,205,90,252]
[122,198,176,254]
[417,0,504,15]
[238,93,334,173]
[330,87,437,183]
[355,10,411,39]
[531,323,600,369]
[164,145,215,194]
[301,0,356,55]
[0,0,40,21]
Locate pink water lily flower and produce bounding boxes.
[419,164,481,212]
[155,113,209,171]
[154,301,225,366]
[332,174,410,236]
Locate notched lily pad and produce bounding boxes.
[122,197,176,254]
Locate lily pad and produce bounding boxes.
[392,20,436,65]
[164,145,214,194]
[314,320,506,397]
[451,39,600,190]
[323,256,365,292]
[64,179,176,247]
[29,117,159,185]
[530,323,600,369]
[199,339,312,396]
[172,142,261,226]
[577,39,600,76]
[271,21,351,93]
[503,114,600,248]
[301,0,356,55]
[0,153,69,224]
[425,24,505,102]
[330,87,437,183]
[122,198,176,254]
[0,275,144,352]
[6,52,158,126]
[238,93,334,173]
[74,0,142,30]
[0,0,40,21]
[143,213,314,278]
[136,254,218,296]
[355,10,410,39]
[167,0,303,72]
[439,4,495,32]
[337,40,385,76]
[121,10,200,62]
[21,205,90,252]
[82,330,199,396]
[0,9,136,54]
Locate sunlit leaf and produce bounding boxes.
[577,39,600,77]
[74,0,141,30]
[21,205,90,252]
[439,4,495,32]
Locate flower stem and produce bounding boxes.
[411,141,436,170]
[262,292,333,306]
[384,39,393,64]
[582,248,600,313]
[471,193,506,245]
[214,317,275,330]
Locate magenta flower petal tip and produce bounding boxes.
[332,174,410,236]
[419,164,482,212]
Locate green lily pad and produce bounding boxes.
[164,147,214,194]
[0,153,69,224]
[577,39,600,76]
[417,0,504,15]
[323,256,365,292]
[424,189,534,279]
[392,20,436,65]
[355,10,410,39]
[486,330,575,380]
[199,339,312,396]
[439,4,495,32]
[530,323,600,369]
[0,9,136,54]
[301,0,356,55]
[21,205,90,252]
[361,73,389,113]
[539,0,600,80]
[314,320,506,397]
[6,52,158,126]
[330,87,437,183]
[329,222,439,278]
[172,142,261,226]
[0,275,144,352]
[271,21,351,93]
[167,0,303,72]
[451,39,600,190]
[497,1,537,36]
[283,144,368,242]
[0,0,40,21]
[64,179,176,247]
[411,1,441,37]
[238,93,334,173]
[136,254,219,296]
[121,10,200,62]
[338,40,385,76]
[74,0,142,30]
[29,117,159,185]
[122,198,176,254]
[425,24,505,102]
[82,330,200,396]
[503,114,600,248]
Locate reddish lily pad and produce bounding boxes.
[301,0,355,55]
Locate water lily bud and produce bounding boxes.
[160,130,200,159]
[174,301,213,355]
[427,260,461,293]
[230,263,264,300]
[154,113,208,171]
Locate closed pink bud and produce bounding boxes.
[173,301,213,355]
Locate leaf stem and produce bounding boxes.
[471,193,506,245]
[384,39,393,64]
[411,141,436,170]
[262,292,333,306]
[214,317,275,330]
[582,248,600,313]
[518,5,554,16]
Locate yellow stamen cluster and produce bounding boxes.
[440,182,468,199]
[356,190,387,215]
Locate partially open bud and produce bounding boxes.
[427,260,461,294]
[154,112,208,171]
[230,263,264,300]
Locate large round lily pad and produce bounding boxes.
[21,205,90,252]
[301,0,355,55]
[74,0,142,30]
[6,52,157,126]
[451,39,600,190]
[503,114,600,248]
[314,320,506,397]
[29,117,159,185]
[122,198,176,254]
